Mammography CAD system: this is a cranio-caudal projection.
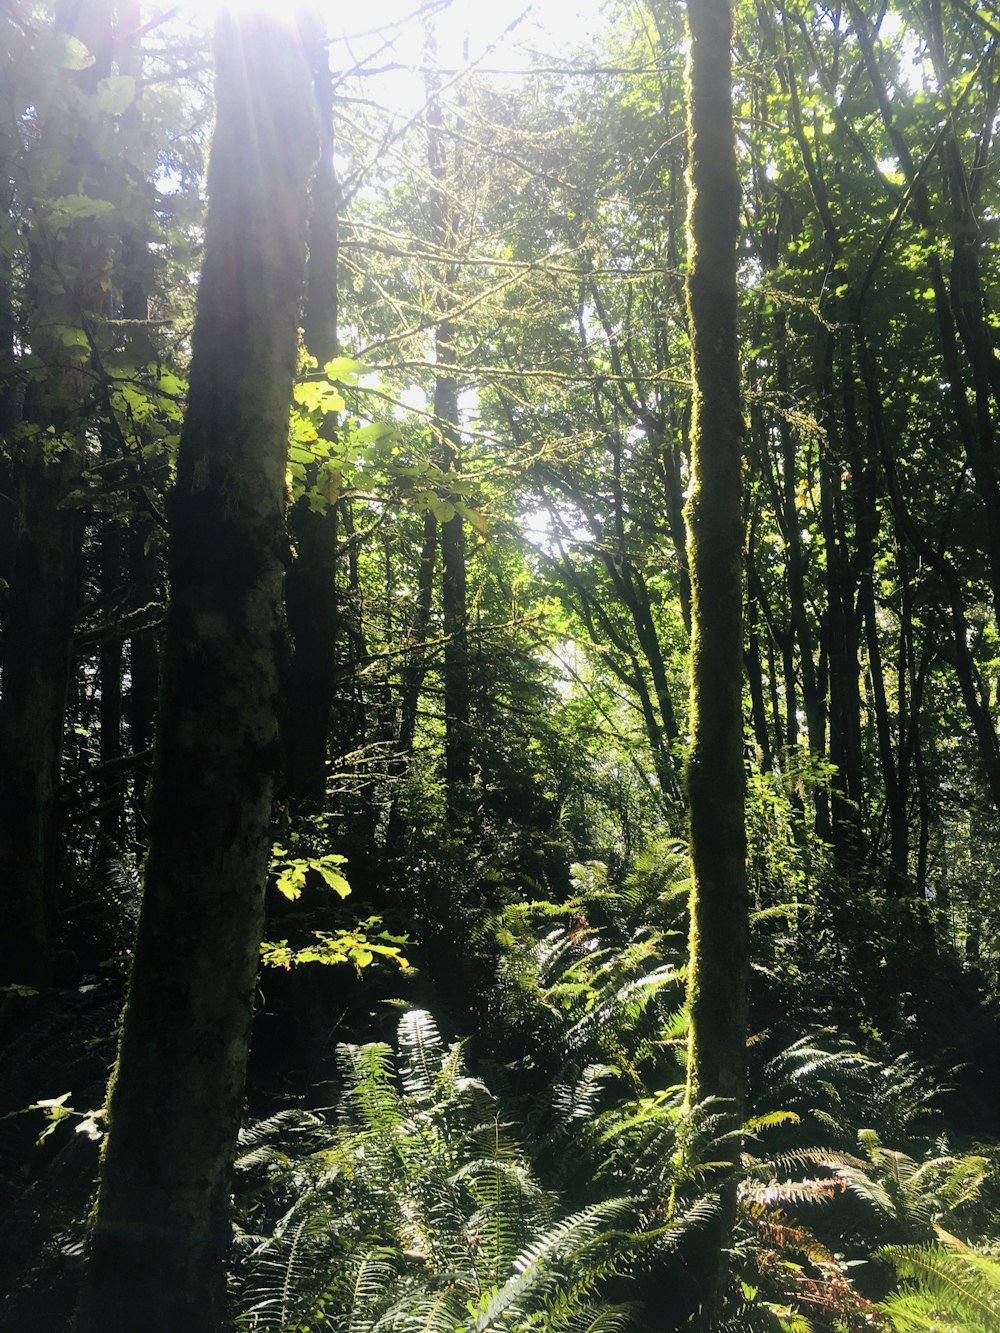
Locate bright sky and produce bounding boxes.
[214,0,611,84]
[326,0,608,57]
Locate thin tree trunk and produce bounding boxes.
[436,350,472,804]
[128,516,158,836]
[98,429,125,849]
[682,2,749,1328]
[0,134,16,583]
[426,38,472,812]
[856,325,1000,811]
[848,0,1000,635]
[746,536,774,773]
[118,0,161,841]
[284,42,341,805]
[776,317,825,764]
[75,14,316,1331]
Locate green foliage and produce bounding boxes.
[263,838,408,973]
[483,862,688,1192]
[259,921,409,975]
[234,1011,643,1332]
[757,1033,945,1152]
[21,1092,104,1146]
[6,0,1000,1327]
[832,1131,990,1244]
[270,848,352,903]
[879,1236,1000,1332]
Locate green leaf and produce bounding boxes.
[57,325,89,349]
[54,33,95,70]
[46,195,116,232]
[96,74,137,116]
[351,421,396,444]
[275,862,308,901]
[260,922,409,972]
[316,863,352,898]
[271,849,351,901]
[294,380,345,414]
[31,1093,72,1111]
[76,1112,105,1141]
[323,355,365,384]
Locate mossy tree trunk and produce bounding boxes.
[74,12,317,1332]
[681,1,749,1327]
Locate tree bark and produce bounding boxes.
[75,13,317,1331]
[682,1,749,1328]
[435,349,473,804]
[118,0,161,842]
[284,41,341,806]
[425,39,472,812]
[0,0,114,988]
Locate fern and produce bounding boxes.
[235,1011,636,1332]
[878,1238,1000,1331]
[471,1197,638,1330]
[240,1195,348,1331]
[344,1247,400,1333]
[759,1035,944,1152]
[731,1201,892,1333]
[397,1010,445,1106]
[829,1130,990,1242]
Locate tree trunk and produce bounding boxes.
[284,43,341,806]
[128,516,159,837]
[75,13,316,1331]
[118,0,161,842]
[425,38,472,813]
[0,0,114,988]
[0,132,16,582]
[745,534,774,773]
[435,350,472,804]
[682,2,749,1328]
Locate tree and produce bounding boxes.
[681,0,749,1327]
[0,0,115,989]
[74,11,317,1330]
[283,39,342,808]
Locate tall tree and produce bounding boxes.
[74,11,317,1330]
[681,0,749,1327]
[426,48,472,810]
[284,36,341,806]
[0,0,115,988]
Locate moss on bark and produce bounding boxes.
[74,13,318,1332]
[681,0,749,1326]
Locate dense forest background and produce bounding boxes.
[2,0,1000,1329]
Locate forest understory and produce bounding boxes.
[2,1,1000,1330]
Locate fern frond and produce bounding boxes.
[551,1065,615,1128]
[741,1177,846,1207]
[347,1247,400,1333]
[238,1195,346,1331]
[549,1305,638,1333]
[370,1285,470,1333]
[453,1157,547,1280]
[878,1241,1000,1332]
[749,1147,866,1177]
[339,1041,402,1136]
[474,1198,637,1329]
[397,1010,446,1104]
